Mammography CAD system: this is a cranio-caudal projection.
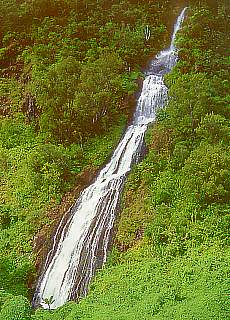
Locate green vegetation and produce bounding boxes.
[0,0,173,317]
[32,249,229,320]
[0,0,229,319]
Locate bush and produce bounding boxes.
[0,296,31,320]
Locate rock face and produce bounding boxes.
[32,167,97,289]
[23,94,36,121]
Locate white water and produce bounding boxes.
[33,8,187,309]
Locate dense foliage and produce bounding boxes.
[0,0,173,316]
[0,0,229,319]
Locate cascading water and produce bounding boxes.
[33,7,187,309]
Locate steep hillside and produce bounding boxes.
[0,0,173,313]
[0,0,229,319]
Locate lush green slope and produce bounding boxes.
[32,1,229,319]
[0,0,229,319]
[0,0,174,315]
[32,248,229,320]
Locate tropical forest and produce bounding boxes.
[0,0,229,319]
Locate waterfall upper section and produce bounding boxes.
[33,7,187,310]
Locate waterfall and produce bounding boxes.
[33,7,187,310]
